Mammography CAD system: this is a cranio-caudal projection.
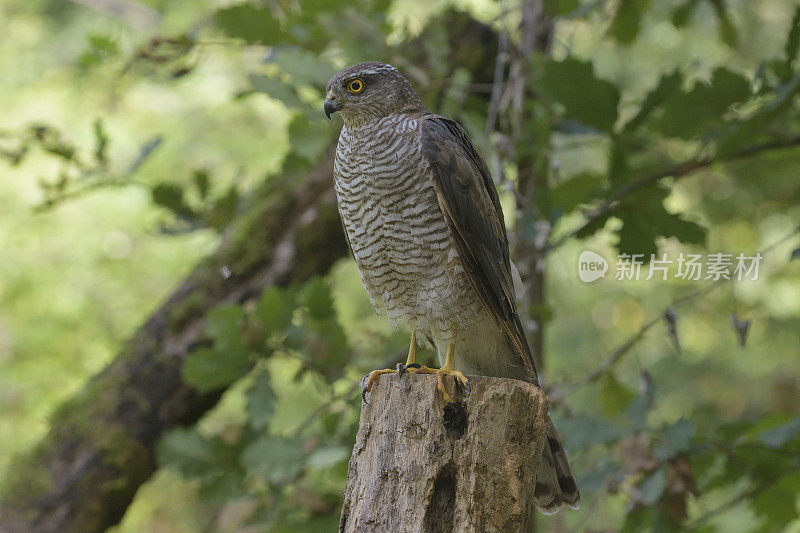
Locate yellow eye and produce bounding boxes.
[347,78,365,94]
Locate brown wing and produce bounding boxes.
[421,114,538,381]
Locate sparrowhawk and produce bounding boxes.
[324,61,580,513]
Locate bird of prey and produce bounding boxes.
[324,61,580,513]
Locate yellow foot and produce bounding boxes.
[360,366,402,403]
[403,365,470,403]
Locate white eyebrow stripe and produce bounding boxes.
[356,65,398,76]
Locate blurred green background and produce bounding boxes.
[1,0,799,531]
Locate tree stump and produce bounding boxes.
[339,373,550,533]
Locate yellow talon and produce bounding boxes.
[361,332,422,402]
[360,368,398,403]
[404,341,470,402]
[361,337,470,404]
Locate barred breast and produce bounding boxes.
[333,113,483,341]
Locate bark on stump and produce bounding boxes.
[340,374,550,533]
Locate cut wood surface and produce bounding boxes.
[340,374,550,533]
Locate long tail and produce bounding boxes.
[533,419,581,513]
[453,281,581,513]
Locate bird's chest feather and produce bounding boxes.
[333,115,466,324]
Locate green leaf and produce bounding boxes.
[248,74,304,109]
[216,1,343,52]
[183,348,251,392]
[320,411,342,436]
[79,33,119,68]
[93,118,108,166]
[613,187,706,257]
[621,507,658,533]
[540,57,620,132]
[152,183,195,220]
[625,396,651,429]
[193,169,209,200]
[711,422,797,488]
[241,436,306,484]
[624,70,683,132]
[757,417,800,448]
[215,4,283,45]
[785,7,800,63]
[287,318,349,378]
[555,414,624,449]
[639,467,667,505]
[306,445,350,469]
[599,374,636,416]
[88,33,118,54]
[578,459,621,494]
[255,287,294,334]
[651,67,751,140]
[268,47,336,86]
[529,303,554,324]
[289,115,332,162]
[247,369,277,430]
[671,0,699,28]
[711,0,739,48]
[297,278,335,320]
[608,0,652,45]
[751,473,800,532]
[657,418,695,460]
[206,305,247,353]
[159,429,243,501]
[716,72,800,155]
[207,185,239,230]
[769,58,793,84]
[158,428,215,475]
[608,136,632,188]
[544,0,579,16]
[574,210,612,240]
[551,172,606,213]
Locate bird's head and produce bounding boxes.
[324,61,421,126]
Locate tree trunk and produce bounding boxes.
[0,150,348,533]
[339,374,550,533]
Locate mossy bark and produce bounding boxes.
[0,151,348,533]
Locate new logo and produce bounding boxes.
[578,251,608,283]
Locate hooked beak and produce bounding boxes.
[324,98,341,120]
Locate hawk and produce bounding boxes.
[325,61,580,513]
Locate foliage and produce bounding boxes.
[2,0,800,532]
[157,281,364,529]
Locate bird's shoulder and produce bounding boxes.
[419,113,503,223]
[420,113,480,153]
[419,113,493,187]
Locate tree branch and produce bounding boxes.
[685,466,800,529]
[551,282,721,397]
[551,222,800,399]
[485,31,509,137]
[546,135,800,252]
